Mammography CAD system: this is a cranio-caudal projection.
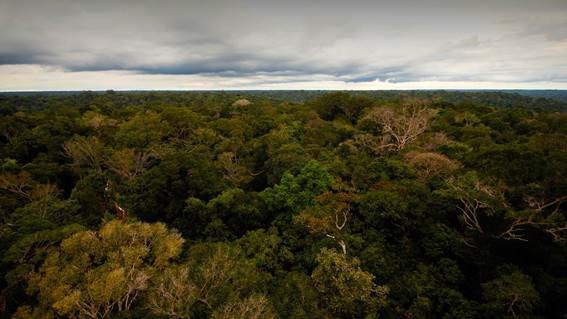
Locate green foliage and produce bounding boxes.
[481,267,540,318]
[1,91,566,318]
[237,228,293,274]
[310,92,373,123]
[22,219,184,318]
[311,248,388,316]
[146,242,271,318]
[115,112,170,148]
[466,144,549,185]
[2,223,86,301]
[68,171,108,225]
[271,271,321,318]
[261,160,333,214]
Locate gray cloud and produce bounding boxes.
[1,0,567,87]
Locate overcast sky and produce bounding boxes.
[1,0,566,90]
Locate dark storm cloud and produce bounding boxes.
[0,52,37,65]
[1,0,566,85]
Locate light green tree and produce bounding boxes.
[146,243,268,318]
[311,248,388,316]
[21,220,184,318]
[212,294,277,319]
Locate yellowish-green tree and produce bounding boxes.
[21,220,184,318]
[212,294,277,319]
[0,171,59,202]
[311,248,388,316]
[106,148,157,180]
[146,243,267,318]
[63,136,106,172]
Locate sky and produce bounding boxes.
[1,0,567,91]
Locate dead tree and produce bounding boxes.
[363,100,437,152]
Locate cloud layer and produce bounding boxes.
[1,0,566,90]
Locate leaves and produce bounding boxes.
[261,160,333,214]
[24,220,184,318]
[1,91,566,318]
[311,248,388,315]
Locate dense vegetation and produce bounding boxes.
[0,91,566,318]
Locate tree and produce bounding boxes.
[63,136,105,172]
[311,248,388,316]
[404,151,459,180]
[361,100,437,151]
[82,111,118,130]
[271,272,321,318]
[0,171,35,201]
[107,148,157,180]
[215,152,253,187]
[295,180,357,254]
[146,266,198,318]
[440,172,506,234]
[22,220,184,318]
[205,188,264,237]
[160,106,200,140]
[498,193,567,243]
[482,268,539,318]
[441,173,567,244]
[115,112,169,149]
[232,99,252,108]
[68,171,108,226]
[237,228,293,274]
[261,160,333,214]
[146,243,265,318]
[311,92,372,123]
[454,111,480,127]
[0,171,58,202]
[2,223,85,318]
[212,294,276,319]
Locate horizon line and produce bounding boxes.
[2,88,567,93]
